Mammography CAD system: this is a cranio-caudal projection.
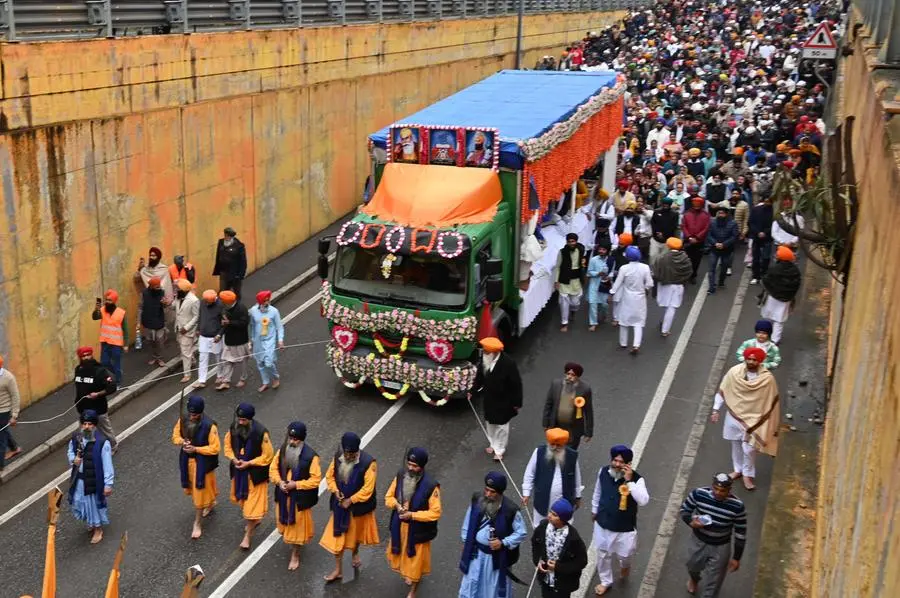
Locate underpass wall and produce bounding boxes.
[0,11,625,406]
[811,11,900,597]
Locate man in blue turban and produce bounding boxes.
[386,447,442,597]
[610,242,654,355]
[173,394,220,539]
[590,444,650,595]
[532,497,589,597]
[224,402,274,550]
[271,420,322,571]
[458,472,527,598]
[68,408,115,544]
[320,431,379,582]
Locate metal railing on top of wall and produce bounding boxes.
[0,0,651,41]
[853,0,900,64]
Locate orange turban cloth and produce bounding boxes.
[148,276,162,289]
[733,147,745,156]
[105,289,119,302]
[219,290,237,304]
[545,428,570,446]
[597,188,610,200]
[176,279,192,292]
[776,246,796,262]
[479,337,504,353]
[618,233,633,246]
[202,289,217,303]
[666,237,683,250]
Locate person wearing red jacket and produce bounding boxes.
[681,197,711,284]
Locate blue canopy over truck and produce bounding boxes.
[317,69,624,406]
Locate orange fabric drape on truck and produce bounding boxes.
[363,162,502,228]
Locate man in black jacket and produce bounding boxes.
[542,363,594,450]
[472,337,523,461]
[213,227,248,300]
[705,207,739,294]
[216,290,250,391]
[74,346,118,452]
[532,498,589,598]
[649,198,679,265]
[747,197,774,284]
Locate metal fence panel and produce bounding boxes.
[1,0,614,40]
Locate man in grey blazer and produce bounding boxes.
[542,362,594,450]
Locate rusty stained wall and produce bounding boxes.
[811,11,900,598]
[0,11,626,406]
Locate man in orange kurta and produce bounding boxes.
[223,402,274,549]
[385,447,442,598]
[270,421,322,571]
[172,395,220,539]
[320,431,380,582]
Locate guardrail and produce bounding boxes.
[0,0,651,41]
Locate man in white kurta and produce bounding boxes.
[610,246,654,354]
[521,428,583,527]
[591,445,649,596]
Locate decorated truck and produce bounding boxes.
[317,69,624,406]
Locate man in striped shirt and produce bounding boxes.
[679,473,747,597]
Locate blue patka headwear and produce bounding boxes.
[484,471,507,493]
[341,431,361,452]
[407,447,429,467]
[625,246,642,261]
[551,498,574,522]
[235,402,255,419]
[755,319,773,334]
[288,421,307,440]
[80,409,99,425]
[187,395,205,414]
[610,444,634,463]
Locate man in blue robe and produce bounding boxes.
[67,409,115,544]
[248,290,284,392]
[459,472,527,598]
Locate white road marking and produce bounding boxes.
[573,277,712,598]
[0,290,324,528]
[635,270,751,598]
[207,396,410,598]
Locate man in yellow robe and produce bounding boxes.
[270,421,322,571]
[172,395,220,539]
[223,402,273,549]
[320,431,380,582]
[385,447,442,598]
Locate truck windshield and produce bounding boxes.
[333,246,468,310]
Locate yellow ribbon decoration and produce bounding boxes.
[618,484,630,511]
[574,396,586,420]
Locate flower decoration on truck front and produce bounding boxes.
[321,283,478,342]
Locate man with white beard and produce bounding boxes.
[591,445,649,596]
[521,428,583,527]
[320,432,380,582]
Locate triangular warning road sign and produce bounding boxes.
[803,22,837,49]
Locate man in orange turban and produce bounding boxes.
[141,274,170,368]
[216,290,250,391]
[175,278,200,383]
[521,427,582,527]
[197,290,224,388]
[473,337,522,461]
[542,363,593,449]
[652,237,693,337]
[760,245,801,344]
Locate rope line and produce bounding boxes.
[0,340,331,433]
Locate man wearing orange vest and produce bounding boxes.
[170,255,197,288]
[92,289,129,384]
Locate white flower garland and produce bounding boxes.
[384,225,407,253]
[517,77,627,162]
[336,221,365,246]
[436,230,465,259]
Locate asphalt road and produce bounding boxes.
[0,250,815,598]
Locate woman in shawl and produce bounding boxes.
[710,347,780,491]
[760,246,802,344]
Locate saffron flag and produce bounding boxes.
[40,487,63,598]
[104,532,128,598]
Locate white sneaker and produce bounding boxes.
[726,268,733,276]
[750,278,759,285]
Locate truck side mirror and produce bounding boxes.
[317,255,330,280]
[318,238,331,255]
[485,277,503,303]
[483,257,503,277]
